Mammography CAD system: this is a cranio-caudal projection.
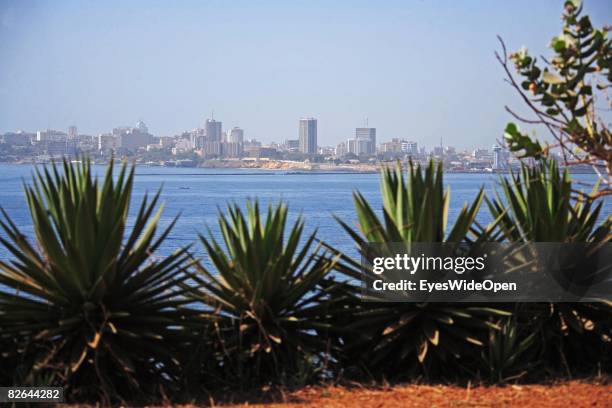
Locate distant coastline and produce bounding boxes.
[0,158,600,175]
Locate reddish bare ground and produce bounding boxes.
[203,380,611,407]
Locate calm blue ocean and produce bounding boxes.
[0,164,609,262]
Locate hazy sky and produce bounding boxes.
[1,0,610,149]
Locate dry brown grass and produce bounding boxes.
[196,379,611,407]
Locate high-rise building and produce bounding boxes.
[205,119,222,142]
[299,118,317,154]
[355,128,376,155]
[228,127,244,144]
[492,144,506,169]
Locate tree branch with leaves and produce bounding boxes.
[497,0,611,199]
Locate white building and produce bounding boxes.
[228,127,244,144]
[401,141,418,155]
[492,145,507,170]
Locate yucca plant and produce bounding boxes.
[487,159,610,242]
[189,201,339,385]
[482,317,538,383]
[487,159,612,374]
[330,160,509,379]
[0,158,196,403]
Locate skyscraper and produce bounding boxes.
[299,118,317,154]
[355,127,376,155]
[205,119,222,142]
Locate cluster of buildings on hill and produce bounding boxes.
[1,116,517,171]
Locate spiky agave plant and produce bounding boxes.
[487,159,612,374]
[487,159,610,242]
[330,160,509,379]
[0,159,195,403]
[481,317,537,383]
[189,201,338,384]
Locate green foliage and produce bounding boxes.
[0,157,610,402]
[0,159,195,403]
[487,159,610,242]
[330,160,510,378]
[482,317,537,383]
[504,123,543,160]
[487,159,612,375]
[500,0,611,196]
[337,160,496,244]
[188,201,338,385]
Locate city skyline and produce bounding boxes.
[1,116,508,152]
[0,110,517,151]
[0,114,514,173]
[1,1,611,148]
